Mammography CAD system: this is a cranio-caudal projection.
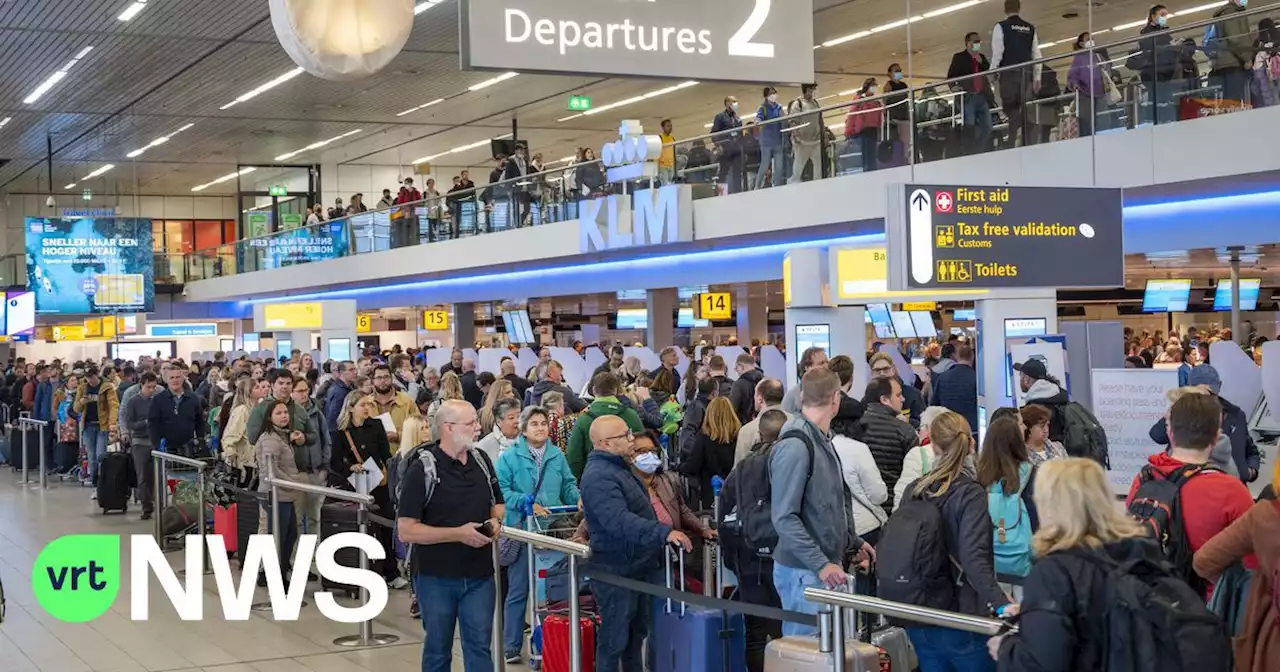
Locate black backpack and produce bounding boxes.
[1071,549,1232,672]
[876,483,957,611]
[1059,401,1111,469]
[1126,463,1218,596]
[732,430,814,554]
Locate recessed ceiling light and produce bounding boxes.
[468,72,519,92]
[117,1,147,21]
[65,183,77,190]
[414,0,443,14]
[412,133,513,165]
[274,129,364,161]
[23,46,93,104]
[559,81,698,122]
[0,117,10,130]
[219,68,305,110]
[192,167,256,192]
[125,122,195,159]
[66,165,114,188]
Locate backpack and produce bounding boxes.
[876,484,956,611]
[1071,549,1232,672]
[1058,401,1110,468]
[732,430,814,554]
[1203,23,1219,60]
[394,443,496,515]
[1127,463,1219,595]
[988,463,1035,577]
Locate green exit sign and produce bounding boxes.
[567,95,592,112]
[268,185,288,197]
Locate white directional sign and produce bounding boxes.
[461,0,816,84]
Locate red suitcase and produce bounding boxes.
[542,612,597,672]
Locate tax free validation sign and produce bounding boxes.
[888,184,1124,290]
[460,0,815,85]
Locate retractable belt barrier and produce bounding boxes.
[150,449,213,556]
[15,416,50,489]
[498,524,591,672]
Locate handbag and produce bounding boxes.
[498,458,550,567]
[345,430,387,488]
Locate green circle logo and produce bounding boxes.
[32,534,121,622]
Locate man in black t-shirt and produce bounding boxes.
[397,399,503,672]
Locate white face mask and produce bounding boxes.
[867,86,878,95]
[633,452,662,474]
[1084,40,1095,48]
[768,94,778,103]
[730,102,740,113]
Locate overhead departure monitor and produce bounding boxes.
[1213,279,1260,311]
[889,311,917,339]
[1142,279,1192,313]
[911,311,938,339]
[866,303,896,339]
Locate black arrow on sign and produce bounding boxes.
[912,192,928,211]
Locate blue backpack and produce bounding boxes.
[988,462,1034,577]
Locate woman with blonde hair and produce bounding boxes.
[991,458,1184,670]
[397,415,431,456]
[892,410,1009,671]
[428,371,465,440]
[221,376,265,488]
[680,396,740,510]
[478,379,517,436]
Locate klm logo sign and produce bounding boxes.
[578,184,693,253]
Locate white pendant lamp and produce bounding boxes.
[269,0,415,81]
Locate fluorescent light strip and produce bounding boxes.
[414,0,444,14]
[117,1,147,21]
[820,0,982,48]
[191,167,257,192]
[0,117,10,129]
[274,128,364,161]
[559,81,698,122]
[469,72,519,92]
[65,183,77,189]
[66,164,115,188]
[1045,1,1225,51]
[125,122,195,158]
[411,133,513,165]
[22,46,92,105]
[396,98,445,117]
[219,67,305,110]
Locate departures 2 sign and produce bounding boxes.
[461,0,815,84]
[886,184,1124,290]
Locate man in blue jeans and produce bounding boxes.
[74,366,118,489]
[947,32,995,155]
[397,400,504,672]
[770,368,873,636]
[580,415,692,672]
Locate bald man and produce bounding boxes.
[580,415,691,672]
[397,399,504,672]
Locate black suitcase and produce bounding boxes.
[7,425,39,471]
[319,501,366,597]
[235,490,260,568]
[97,452,134,514]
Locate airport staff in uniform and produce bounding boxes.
[991,0,1043,147]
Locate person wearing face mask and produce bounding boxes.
[378,188,394,210]
[422,178,443,241]
[392,177,423,249]
[1067,32,1114,136]
[753,87,785,190]
[711,96,745,194]
[576,147,606,196]
[787,83,825,184]
[990,0,1043,147]
[1134,5,1186,124]
[1208,0,1254,104]
[1253,18,1280,107]
[947,32,996,155]
[885,64,911,165]
[495,406,581,665]
[844,77,885,173]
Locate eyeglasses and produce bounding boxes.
[601,430,634,443]
[871,366,896,374]
[445,420,480,429]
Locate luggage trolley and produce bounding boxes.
[524,505,585,671]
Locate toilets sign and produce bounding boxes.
[461,0,815,84]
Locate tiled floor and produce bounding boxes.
[0,474,454,672]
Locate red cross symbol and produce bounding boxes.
[935,191,954,213]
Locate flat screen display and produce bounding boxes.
[1143,279,1192,313]
[275,339,292,361]
[889,311,917,339]
[911,311,938,338]
[952,309,976,322]
[1213,279,1260,311]
[502,309,537,344]
[867,303,895,339]
[677,308,710,329]
[615,309,647,330]
[795,324,831,359]
[220,338,235,353]
[5,292,34,335]
[25,217,155,314]
[243,333,261,352]
[328,338,352,362]
[1005,318,1048,397]
[110,341,175,361]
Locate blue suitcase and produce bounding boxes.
[651,547,747,672]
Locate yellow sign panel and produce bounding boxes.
[94,274,146,308]
[53,325,87,341]
[357,314,373,334]
[84,318,103,338]
[783,257,792,306]
[694,293,732,321]
[836,247,889,299]
[264,303,324,330]
[423,310,450,331]
[902,302,937,311]
[102,317,117,339]
[34,326,53,342]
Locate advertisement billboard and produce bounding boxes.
[25,218,154,314]
[248,221,350,269]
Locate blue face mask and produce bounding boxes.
[892,71,904,81]
[1156,15,1169,26]
[633,452,662,475]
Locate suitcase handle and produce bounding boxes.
[663,544,687,616]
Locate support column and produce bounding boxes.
[1229,246,1243,346]
[646,288,677,351]
[452,303,476,351]
[736,287,768,347]
[784,306,868,390]
[290,331,312,354]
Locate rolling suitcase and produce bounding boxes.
[849,570,917,671]
[235,490,260,567]
[97,451,134,514]
[763,637,887,672]
[318,501,364,597]
[542,611,597,672]
[651,547,747,672]
[7,423,38,470]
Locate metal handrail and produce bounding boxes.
[151,450,207,469]
[803,588,1014,636]
[15,416,49,489]
[261,476,374,505]
[499,523,590,672]
[499,525,590,558]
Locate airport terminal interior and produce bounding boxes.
[0,0,1279,670]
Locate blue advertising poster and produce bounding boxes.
[249,221,350,269]
[25,218,154,314]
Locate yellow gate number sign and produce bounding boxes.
[423,310,450,331]
[694,293,732,321]
[357,314,373,333]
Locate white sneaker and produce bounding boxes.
[387,576,409,590]
[90,492,97,500]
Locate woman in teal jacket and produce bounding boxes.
[496,405,582,664]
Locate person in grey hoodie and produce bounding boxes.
[523,361,587,413]
[291,377,332,534]
[122,372,159,519]
[770,367,874,637]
